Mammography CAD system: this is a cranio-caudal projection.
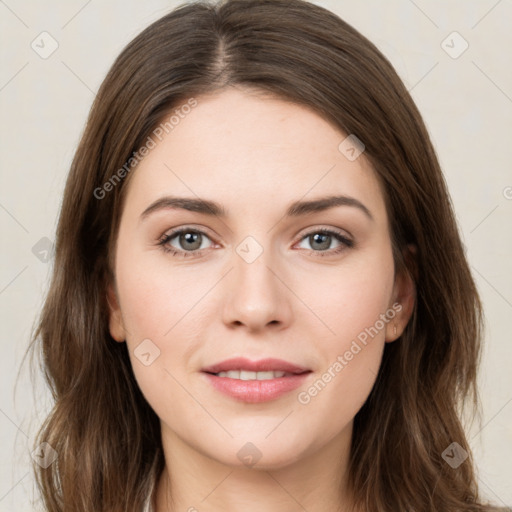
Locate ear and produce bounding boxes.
[107,282,126,342]
[385,244,417,342]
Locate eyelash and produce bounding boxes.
[158,226,354,259]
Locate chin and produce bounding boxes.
[207,436,310,470]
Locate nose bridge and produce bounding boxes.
[222,234,292,330]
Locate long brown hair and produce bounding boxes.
[28,0,505,510]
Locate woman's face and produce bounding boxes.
[108,87,413,469]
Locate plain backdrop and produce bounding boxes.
[1,0,511,510]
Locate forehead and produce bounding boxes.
[122,87,387,223]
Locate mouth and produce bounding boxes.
[201,356,311,375]
[201,357,312,403]
[205,369,304,380]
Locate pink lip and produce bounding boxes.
[202,372,311,403]
[201,357,310,374]
[201,357,312,403]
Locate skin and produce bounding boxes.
[108,86,415,512]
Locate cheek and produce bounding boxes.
[299,243,395,346]
[116,265,199,422]
[115,243,211,340]
[113,245,217,404]
[292,245,394,419]
[295,336,383,456]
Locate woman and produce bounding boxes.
[29,0,509,510]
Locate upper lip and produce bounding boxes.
[202,357,311,375]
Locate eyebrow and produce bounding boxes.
[139,194,373,221]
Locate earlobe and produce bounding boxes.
[385,245,417,342]
[107,283,126,342]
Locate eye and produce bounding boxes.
[158,226,353,258]
[295,228,353,256]
[158,227,214,257]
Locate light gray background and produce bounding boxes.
[1,0,511,510]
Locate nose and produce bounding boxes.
[221,243,293,332]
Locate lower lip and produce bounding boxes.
[202,372,311,403]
